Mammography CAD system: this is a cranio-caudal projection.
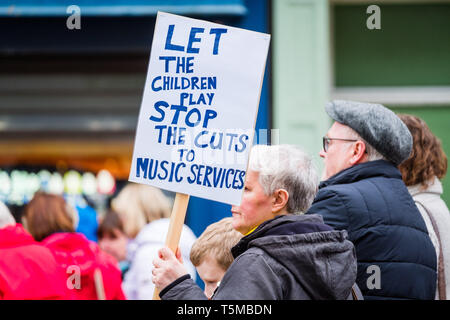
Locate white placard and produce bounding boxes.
[129,12,270,205]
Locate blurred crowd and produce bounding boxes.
[0,102,449,300]
[0,181,197,300]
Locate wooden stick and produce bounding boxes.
[94,268,106,300]
[153,192,190,300]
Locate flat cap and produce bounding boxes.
[325,100,412,165]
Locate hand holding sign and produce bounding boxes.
[152,246,187,294]
[128,12,270,300]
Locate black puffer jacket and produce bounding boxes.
[160,214,357,300]
[307,160,437,300]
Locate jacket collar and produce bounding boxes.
[407,176,443,197]
[319,160,401,189]
[231,214,328,258]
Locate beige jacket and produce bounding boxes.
[408,177,450,300]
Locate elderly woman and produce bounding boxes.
[152,144,358,300]
[398,114,450,300]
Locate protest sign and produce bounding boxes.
[128,12,270,299]
[129,11,270,206]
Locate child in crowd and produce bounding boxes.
[98,210,130,278]
[189,217,243,299]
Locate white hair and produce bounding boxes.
[342,126,386,161]
[0,201,15,229]
[248,144,318,214]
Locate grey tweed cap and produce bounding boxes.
[325,100,412,166]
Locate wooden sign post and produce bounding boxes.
[153,192,190,300]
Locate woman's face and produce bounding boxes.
[231,170,275,235]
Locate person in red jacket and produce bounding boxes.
[23,192,126,300]
[0,201,69,300]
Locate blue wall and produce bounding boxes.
[185,0,271,239]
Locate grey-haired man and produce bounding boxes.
[307,100,437,300]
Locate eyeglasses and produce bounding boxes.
[322,136,359,152]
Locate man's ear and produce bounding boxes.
[272,189,289,213]
[349,141,367,165]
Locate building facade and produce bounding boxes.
[273,0,450,205]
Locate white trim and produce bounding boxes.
[331,86,450,106]
[330,0,450,4]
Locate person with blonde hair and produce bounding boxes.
[111,183,172,239]
[111,183,197,300]
[398,114,450,300]
[190,217,243,299]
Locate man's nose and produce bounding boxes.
[319,150,326,158]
